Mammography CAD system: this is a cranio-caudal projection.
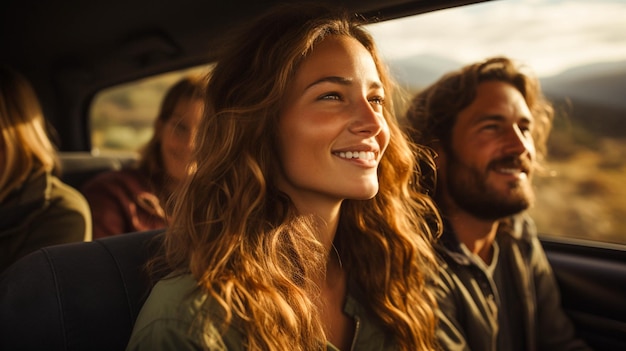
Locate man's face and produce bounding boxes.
[438,81,536,220]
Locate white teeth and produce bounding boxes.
[498,168,523,174]
[337,151,375,160]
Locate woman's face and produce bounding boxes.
[159,97,203,183]
[276,35,390,213]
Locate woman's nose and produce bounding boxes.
[348,97,385,136]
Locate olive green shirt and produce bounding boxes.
[0,171,91,272]
[126,274,395,351]
[434,214,591,351]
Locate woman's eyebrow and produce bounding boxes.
[305,76,353,90]
[305,76,383,91]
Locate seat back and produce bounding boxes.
[0,229,165,351]
[58,152,138,189]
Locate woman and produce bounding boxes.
[0,65,91,272]
[126,5,440,350]
[82,75,204,238]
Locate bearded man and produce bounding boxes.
[405,57,592,351]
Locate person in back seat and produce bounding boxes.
[82,75,204,238]
[0,65,91,273]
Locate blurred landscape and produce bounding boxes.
[91,58,626,245]
[90,65,211,153]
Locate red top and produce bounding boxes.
[81,168,167,239]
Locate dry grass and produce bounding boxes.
[529,138,626,245]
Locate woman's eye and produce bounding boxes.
[169,121,189,136]
[369,96,385,105]
[519,124,532,134]
[319,92,341,101]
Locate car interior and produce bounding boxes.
[1,0,625,350]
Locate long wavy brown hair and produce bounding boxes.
[161,4,440,350]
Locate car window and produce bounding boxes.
[365,0,626,246]
[88,0,625,246]
[89,65,212,156]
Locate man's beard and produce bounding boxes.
[445,152,534,221]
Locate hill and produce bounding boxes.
[388,54,461,89]
[542,60,626,110]
[388,55,626,139]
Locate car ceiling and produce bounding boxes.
[1,0,488,150]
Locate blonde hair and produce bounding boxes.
[161,5,440,350]
[0,65,60,202]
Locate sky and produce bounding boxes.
[366,0,626,78]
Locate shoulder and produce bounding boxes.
[128,274,242,351]
[48,175,90,214]
[82,168,149,190]
[133,274,202,327]
[15,174,92,240]
[81,169,155,204]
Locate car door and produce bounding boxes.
[543,238,626,350]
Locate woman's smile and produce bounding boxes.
[276,34,390,209]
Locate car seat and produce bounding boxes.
[0,229,165,351]
[58,151,138,190]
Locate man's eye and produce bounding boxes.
[483,124,499,131]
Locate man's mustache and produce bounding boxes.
[488,155,532,174]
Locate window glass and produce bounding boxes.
[366,0,626,245]
[89,65,211,155]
